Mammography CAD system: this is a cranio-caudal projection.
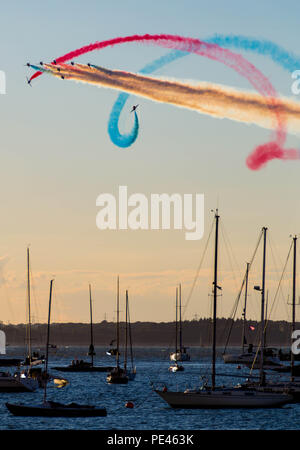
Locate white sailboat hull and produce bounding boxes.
[155,389,292,408]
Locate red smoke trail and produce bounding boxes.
[246,143,299,170]
[30,34,296,169]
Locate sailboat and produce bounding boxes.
[6,280,107,417]
[0,371,38,392]
[155,213,292,408]
[124,290,136,381]
[170,284,190,363]
[0,330,22,367]
[223,263,255,365]
[106,277,129,384]
[21,248,44,367]
[270,236,300,378]
[238,234,300,401]
[53,284,113,373]
[169,287,184,372]
[0,249,42,392]
[223,262,280,367]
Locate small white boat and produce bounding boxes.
[170,285,190,362]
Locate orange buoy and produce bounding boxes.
[125,401,134,408]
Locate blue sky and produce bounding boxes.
[0,0,300,324]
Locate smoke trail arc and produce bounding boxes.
[28,34,297,169]
[108,95,139,147]
[109,36,300,149]
[108,52,187,148]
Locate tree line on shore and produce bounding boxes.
[1,318,296,347]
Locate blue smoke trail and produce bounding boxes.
[108,51,187,147]
[108,35,300,148]
[29,64,49,72]
[108,95,139,147]
[207,35,300,72]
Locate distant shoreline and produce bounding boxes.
[1,318,296,347]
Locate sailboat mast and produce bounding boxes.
[43,279,53,404]
[27,247,32,365]
[175,287,178,354]
[179,284,182,353]
[89,284,94,367]
[242,262,250,353]
[291,235,297,381]
[124,290,128,372]
[212,210,220,391]
[116,276,120,368]
[264,291,268,349]
[127,296,134,371]
[259,227,267,385]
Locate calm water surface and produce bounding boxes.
[0,346,299,430]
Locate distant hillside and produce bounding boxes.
[1,318,297,347]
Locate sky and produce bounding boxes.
[0,0,300,325]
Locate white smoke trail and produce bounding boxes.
[44,63,300,135]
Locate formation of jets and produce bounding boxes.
[25,62,141,114]
[25,61,65,82]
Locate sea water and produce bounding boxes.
[0,346,298,430]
